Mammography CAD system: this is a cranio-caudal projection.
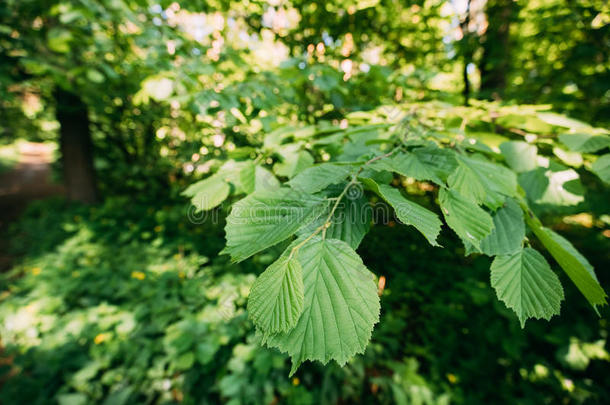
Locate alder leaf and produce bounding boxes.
[288,163,352,193]
[298,191,372,249]
[222,189,328,262]
[480,199,525,256]
[447,160,487,205]
[273,146,314,178]
[451,155,518,210]
[439,188,494,252]
[240,163,281,194]
[248,256,304,334]
[491,247,564,328]
[526,223,607,311]
[363,179,441,246]
[182,174,230,211]
[265,237,380,376]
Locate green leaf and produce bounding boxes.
[222,189,327,262]
[592,154,610,184]
[491,248,564,328]
[453,155,518,210]
[265,237,380,376]
[439,188,494,252]
[519,166,584,207]
[240,163,280,194]
[364,179,441,246]
[273,145,314,178]
[480,199,525,256]
[288,164,352,193]
[248,256,304,334]
[525,220,607,310]
[499,141,538,173]
[372,146,458,185]
[447,160,487,205]
[298,192,372,249]
[370,151,444,185]
[559,133,610,153]
[182,174,230,211]
[537,112,589,130]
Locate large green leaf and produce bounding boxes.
[266,237,380,375]
[439,188,494,252]
[288,163,352,193]
[364,179,441,246]
[222,189,328,262]
[525,219,607,310]
[298,192,372,249]
[182,174,230,212]
[480,199,525,256]
[491,248,564,327]
[248,256,304,334]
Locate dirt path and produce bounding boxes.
[0,142,64,270]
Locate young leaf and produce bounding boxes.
[222,189,328,262]
[248,256,304,334]
[288,163,352,194]
[480,199,525,256]
[363,179,441,246]
[265,237,380,376]
[182,174,230,211]
[526,222,607,310]
[491,247,564,328]
[439,188,494,252]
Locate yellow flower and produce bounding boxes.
[31,267,41,275]
[131,271,146,280]
[446,373,458,384]
[292,377,300,386]
[94,333,108,344]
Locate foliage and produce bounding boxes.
[184,100,609,374]
[1,197,609,404]
[1,0,609,403]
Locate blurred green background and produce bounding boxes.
[1,0,609,404]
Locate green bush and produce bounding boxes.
[1,195,609,404]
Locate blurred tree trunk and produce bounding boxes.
[479,0,516,99]
[460,0,472,106]
[55,88,98,204]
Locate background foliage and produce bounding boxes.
[1,0,609,404]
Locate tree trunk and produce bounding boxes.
[479,0,515,99]
[54,88,98,203]
[460,0,472,106]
